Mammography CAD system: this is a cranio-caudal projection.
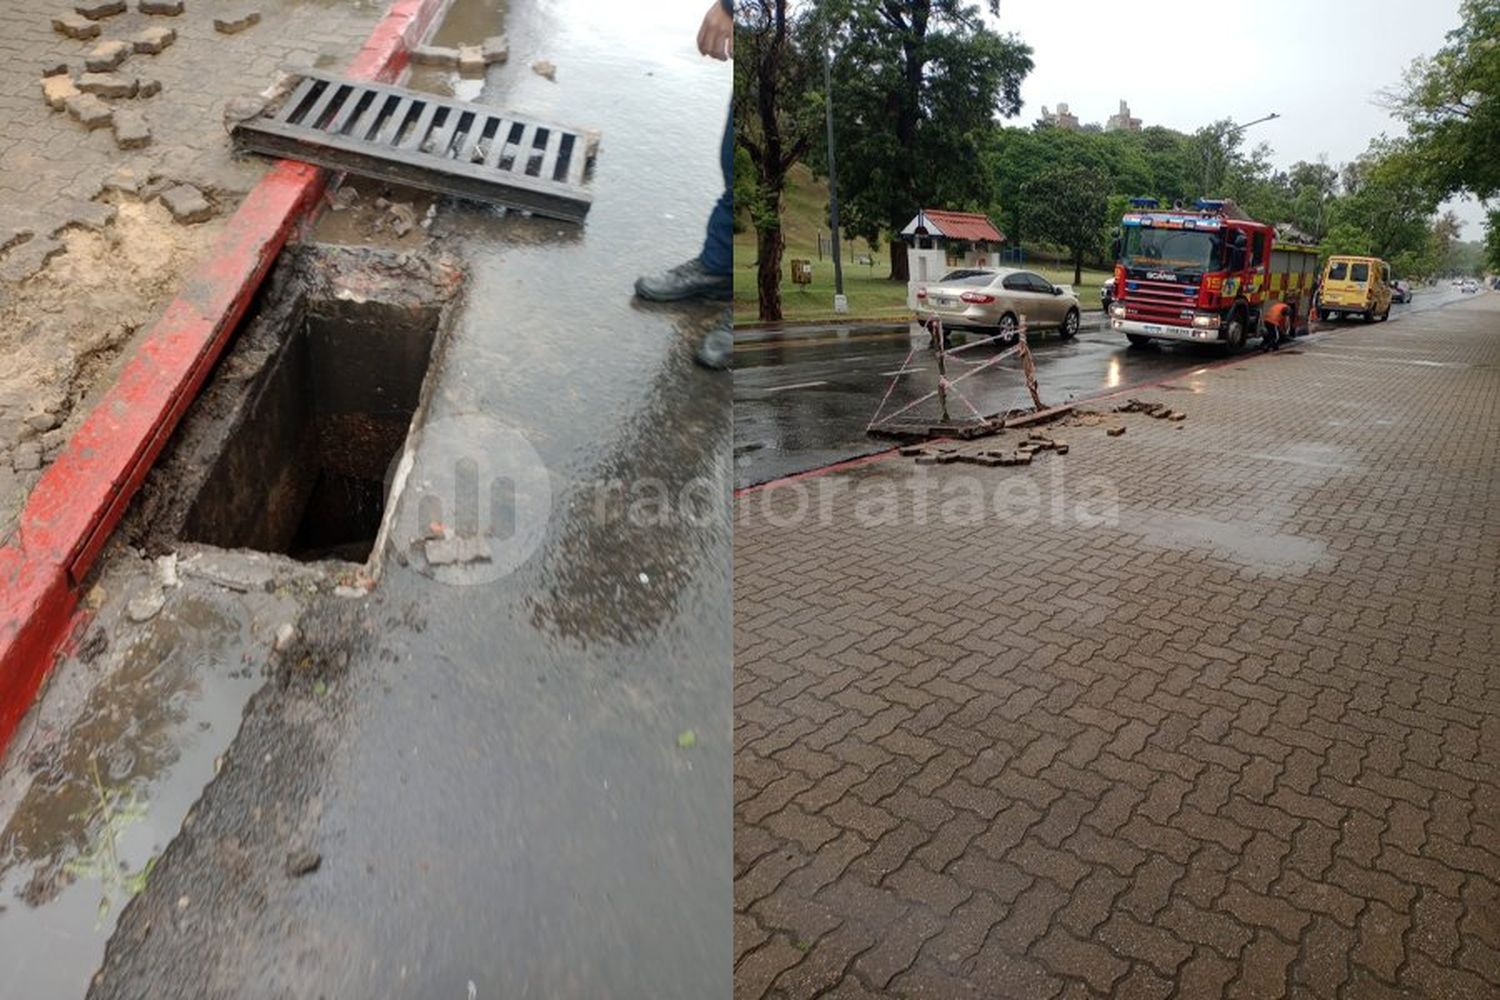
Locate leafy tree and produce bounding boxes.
[734,0,821,321]
[1388,0,1500,200]
[819,0,1033,280]
[1019,165,1110,285]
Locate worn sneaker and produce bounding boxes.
[635,257,732,302]
[695,310,732,370]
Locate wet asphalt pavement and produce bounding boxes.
[734,288,1464,488]
[87,1,732,998]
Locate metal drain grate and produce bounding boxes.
[232,72,597,223]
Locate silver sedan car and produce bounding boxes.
[915,267,1081,343]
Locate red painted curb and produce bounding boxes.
[0,0,450,756]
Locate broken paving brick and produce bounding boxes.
[102,167,143,194]
[1168,412,1186,422]
[76,0,126,18]
[85,39,130,73]
[482,34,509,64]
[285,850,321,877]
[77,72,137,98]
[1106,426,1127,437]
[531,59,557,81]
[53,12,102,38]
[65,92,113,129]
[898,445,926,457]
[159,184,212,223]
[132,26,176,53]
[457,45,485,75]
[138,0,184,12]
[112,109,150,149]
[137,77,162,97]
[409,44,459,67]
[213,9,261,33]
[42,63,70,78]
[42,75,81,111]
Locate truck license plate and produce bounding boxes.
[1143,324,1164,334]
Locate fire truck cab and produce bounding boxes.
[1107,199,1318,351]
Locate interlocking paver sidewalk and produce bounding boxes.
[734,295,1500,998]
[0,0,387,533]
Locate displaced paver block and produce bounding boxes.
[85,39,130,72]
[132,26,176,53]
[159,184,212,223]
[65,92,113,129]
[77,72,138,98]
[137,77,163,97]
[409,44,459,67]
[42,75,81,111]
[53,12,102,39]
[1106,425,1126,437]
[213,9,261,33]
[482,34,509,64]
[112,109,151,149]
[138,0,184,12]
[457,45,485,75]
[42,63,70,78]
[75,0,126,18]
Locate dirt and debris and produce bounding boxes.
[531,58,556,81]
[0,193,218,529]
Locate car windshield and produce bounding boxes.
[1350,263,1370,282]
[1121,227,1221,272]
[938,269,997,286]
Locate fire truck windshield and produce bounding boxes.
[1121,227,1223,273]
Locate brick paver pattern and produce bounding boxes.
[734,297,1500,998]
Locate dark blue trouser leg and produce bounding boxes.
[699,103,732,276]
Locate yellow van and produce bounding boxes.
[1318,255,1392,322]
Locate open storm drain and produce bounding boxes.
[132,244,462,566]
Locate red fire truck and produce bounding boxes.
[1107,199,1320,350]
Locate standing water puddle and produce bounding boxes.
[0,594,261,999]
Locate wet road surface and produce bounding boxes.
[89,0,731,997]
[734,287,1465,488]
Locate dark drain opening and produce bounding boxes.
[181,295,440,564]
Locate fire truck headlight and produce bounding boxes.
[1110,304,1126,318]
[1192,314,1217,328]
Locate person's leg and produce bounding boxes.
[635,103,733,302]
[699,103,732,276]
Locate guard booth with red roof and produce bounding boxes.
[900,208,1007,311]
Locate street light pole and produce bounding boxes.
[1203,112,1279,196]
[824,36,846,312]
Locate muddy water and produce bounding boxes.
[0,589,264,1000]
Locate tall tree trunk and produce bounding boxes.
[1073,248,1083,287]
[888,239,909,281]
[756,200,785,321]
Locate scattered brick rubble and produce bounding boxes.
[75,0,126,20]
[410,36,510,70]
[53,12,102,39]
[65,92,113,129]
[138,0,184,13]
[85,39,130,72]
[213,10,260,34]
[77,72,137,98]
[112,109,151,149]
[42,75,81,111]
[159,184,212,224]
[132,26,176,54]
[906,433,1070,468]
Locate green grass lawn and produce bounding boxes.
[736,166,1112,326]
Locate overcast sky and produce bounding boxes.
[989,0,1487,238]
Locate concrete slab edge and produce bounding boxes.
[0,0,452,758]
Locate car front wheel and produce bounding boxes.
[1059,308,1079,340]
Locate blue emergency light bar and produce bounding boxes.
[1129,197,1160,208]
[1196,198,1227,213]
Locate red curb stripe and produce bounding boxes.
[0,0,449,757]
